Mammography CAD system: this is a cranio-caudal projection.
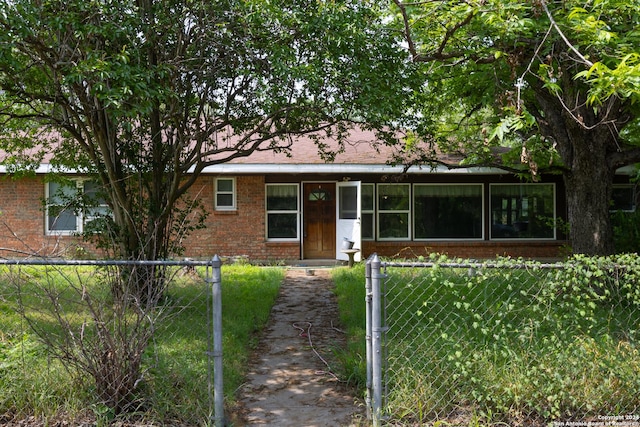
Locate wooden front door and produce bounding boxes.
[303,183,336,259]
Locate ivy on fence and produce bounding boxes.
[368,254,640,426]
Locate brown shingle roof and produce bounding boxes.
[226,128,396,165]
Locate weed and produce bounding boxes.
[0,264,284,424]
[333,256,640,425]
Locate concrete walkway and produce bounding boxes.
[237,268,364,426]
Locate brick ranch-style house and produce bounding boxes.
[0,129,636,262]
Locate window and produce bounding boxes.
[46,181,79,234]
[490,184,555,239]
[82,181,110,232]
[414,184,483,239]
[361,184,375,240]
[338,185,357,220]
[611,185,636,211]
[215,177,236,210]
[46,180,110,235]
[377,184,410,240]
[266,184,299,240]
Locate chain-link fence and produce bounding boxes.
[366,254,640,427]
[0,257,224,426]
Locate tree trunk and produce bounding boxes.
[548,112,616,255]
[532,75,619,255]
[563,154,615,255]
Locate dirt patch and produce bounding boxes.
[236,268,365,426]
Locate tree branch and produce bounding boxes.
[539,0,593,67]
[608,146,640,171]
[393,0,495,64]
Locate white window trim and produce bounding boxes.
[361,183,375,241]
[45,180,81,236]
[265,183,300,241]
[376,183,411,241]
[413,183,485,241]
[214,177,237,211]
[45,180,110,236]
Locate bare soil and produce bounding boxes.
[235,268,365,426]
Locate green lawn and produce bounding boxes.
[0,264,284,425]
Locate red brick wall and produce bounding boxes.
[0,174,566,261]
[184,176,300,261]
[0,175,75,257]
[184,175,270,259]
[0,174,292,260]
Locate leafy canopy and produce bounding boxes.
[0,0,418,259]
[392,0,640,173]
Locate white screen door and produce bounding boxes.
[336,181,362,261]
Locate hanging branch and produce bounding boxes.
[539,0,593,67]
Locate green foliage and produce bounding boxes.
[612,209,640,253]
[393,0,640,151]
[334,255,640,424]
[332,267,368,389]
[0,264,284,424]
[575,54,640,109]
[391,0,640,254]
[0,0,417,263]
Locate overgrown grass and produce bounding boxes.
[333,255,640,426]
[332,267,368,391]
[0,264,284,425]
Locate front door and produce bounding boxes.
[303,182,336,259]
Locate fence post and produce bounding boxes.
[210,255,224,427]
[370,254,383,427]
[365,257,373,421]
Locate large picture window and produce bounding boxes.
[611,185,635,211]
[266,184,299,240]
[490,184,555,239]
[414,184,483,239]
[377,184,410,240]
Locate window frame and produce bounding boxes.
[489,183,556,240]
[82,181,110,224]
[361,183,375,241]
[45,180,80,235]
[45,179,111,236]
[265,183,300,241]
[376,183,411,241]
[214,177,236,211]
[413,183,484,241]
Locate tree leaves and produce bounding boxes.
[575,54,640,108]
[0,0,416,261]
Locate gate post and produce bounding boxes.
[370,254,383,426]
[365,257,373,420]
[210,255,224,427]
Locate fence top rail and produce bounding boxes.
[0,257,220,267]
[377,261,566,270]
